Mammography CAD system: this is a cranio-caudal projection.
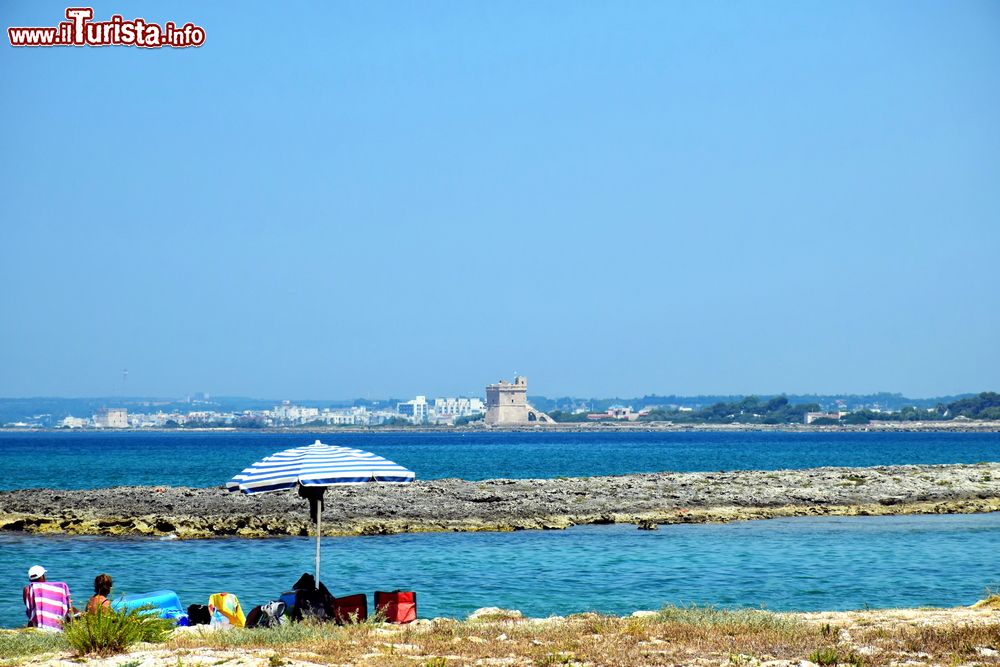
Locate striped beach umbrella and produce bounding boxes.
[227,439,415,585]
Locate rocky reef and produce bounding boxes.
[1,463,998,538]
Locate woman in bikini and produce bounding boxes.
[85,573,113,613]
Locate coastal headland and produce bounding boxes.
[1,463,998,538]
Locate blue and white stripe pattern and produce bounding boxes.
[227,440,415,494]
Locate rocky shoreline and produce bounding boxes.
[0,463,998,539]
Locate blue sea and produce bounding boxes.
[1,430,999,489]
[2,431,999,628]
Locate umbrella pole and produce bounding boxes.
[300,486,327,588]
[315,508,321,587]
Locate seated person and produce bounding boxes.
[23,565,73,631]
[86,574,113,613]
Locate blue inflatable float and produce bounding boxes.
[111,590,188,625]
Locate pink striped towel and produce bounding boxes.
[23,582,72,630]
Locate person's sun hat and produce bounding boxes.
[28,565,46,581]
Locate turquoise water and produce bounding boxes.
[2,431,999,489]
[3,513,999,628]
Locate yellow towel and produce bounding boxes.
[208,592,246,628]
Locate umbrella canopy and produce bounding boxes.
[227,439,415,494]
[227,440,415,586]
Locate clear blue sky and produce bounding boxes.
[1,1,998,399]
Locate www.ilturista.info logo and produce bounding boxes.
[8,8,205,48]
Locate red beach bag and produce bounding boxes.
[332,593,368,624]
[374,590,417,624]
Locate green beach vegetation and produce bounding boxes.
[0,608,173,663]
[0,631,67,665]
[63,607,174,656]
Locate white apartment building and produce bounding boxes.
[324,412,357,426]
[272,403,320,424]
[396,396,430,424]
[319,407,370,426]
[432,397,486,419]
[150,412,188,426]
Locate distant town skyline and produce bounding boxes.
[2,1,998,399]
[6,389,996,429]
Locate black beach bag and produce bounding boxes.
[287,573,335,622]
[187,604,211,625]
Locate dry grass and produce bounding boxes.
[7,607,1000,666]
[973,594,1000,610]
[845,622,1000,667]
[162,606,1000,667]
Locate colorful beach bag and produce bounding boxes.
[374,590,417,624]
[246,600,286,628]
[208,592,247,628]
[332,593,368,624]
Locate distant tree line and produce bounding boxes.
[529,391,976,415]
[945,392,1000,419]
[635,396,820,425]
[838,392,1000,424]
[546,410,592,423]
[563,392,1000,425]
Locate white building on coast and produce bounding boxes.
[93,408,128,428]
[60,415,89,428]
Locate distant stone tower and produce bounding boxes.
[484,376,553,425]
